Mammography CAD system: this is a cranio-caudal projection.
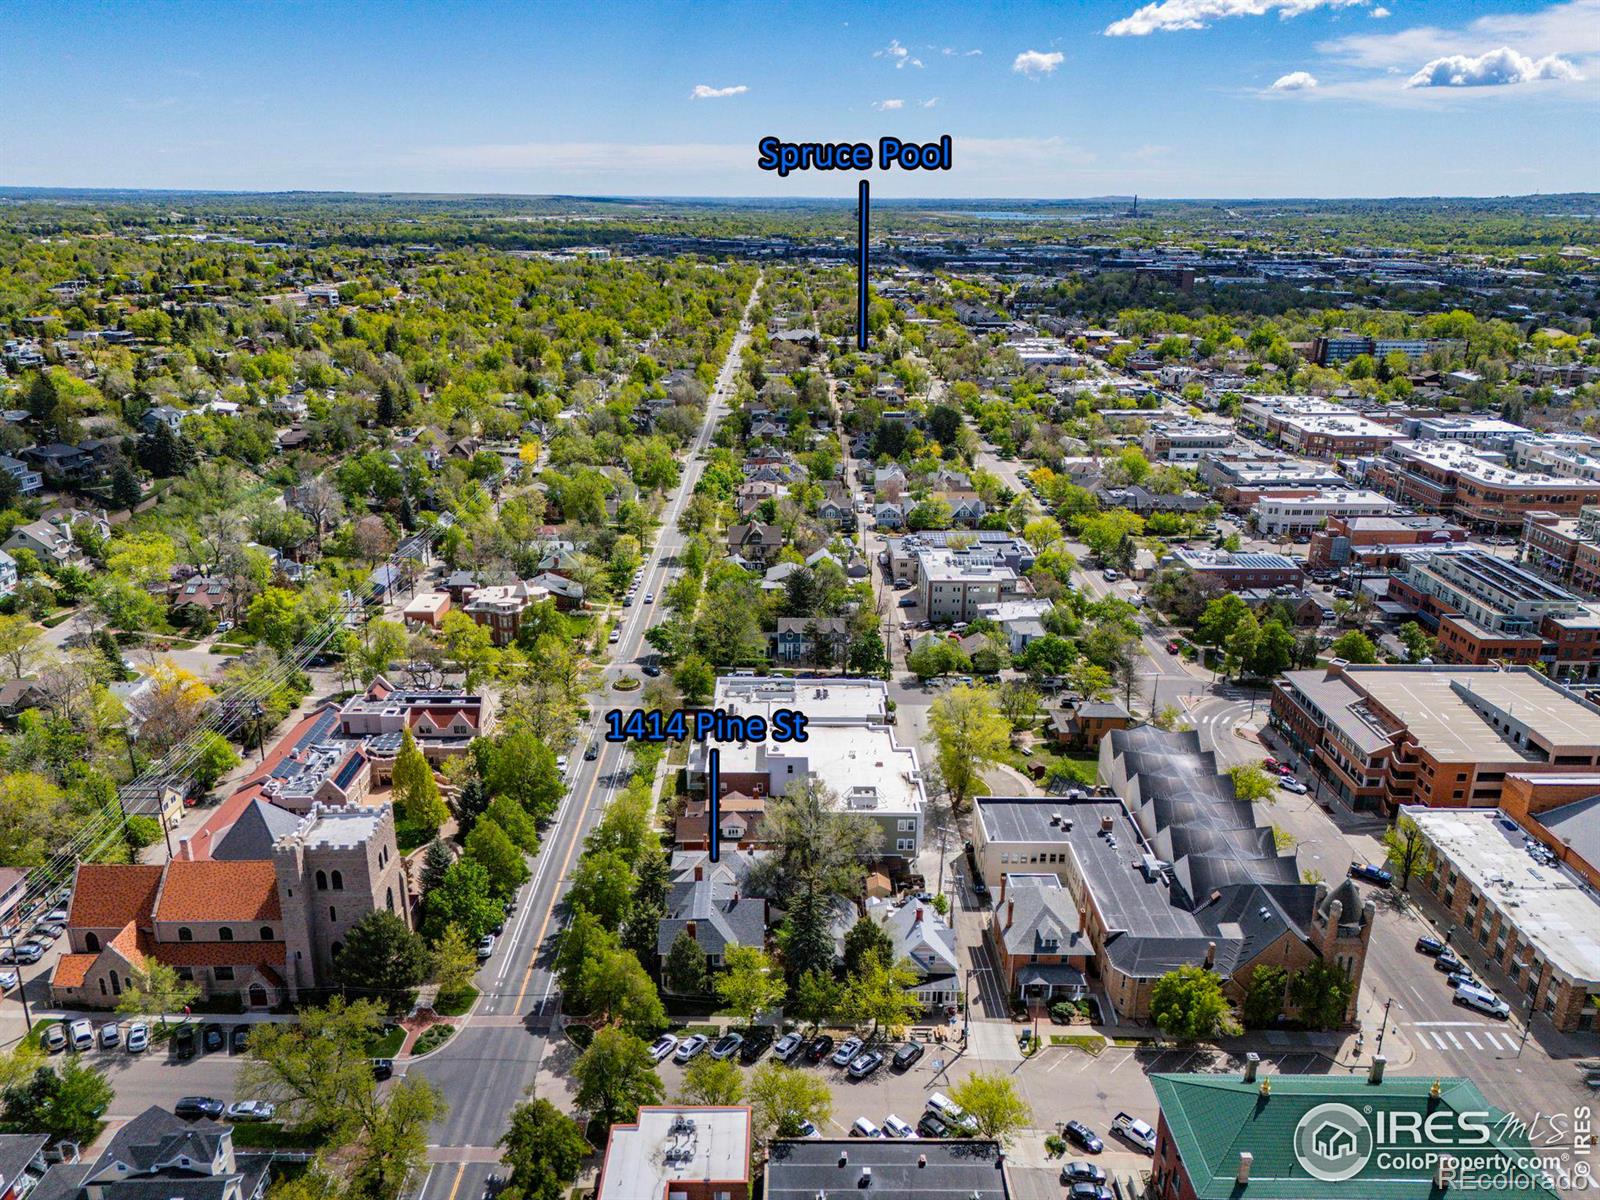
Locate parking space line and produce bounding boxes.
[1109,1053,1136,1074]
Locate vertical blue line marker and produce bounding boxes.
[857,179,870,350]
[707,747,721,863]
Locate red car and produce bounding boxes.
[1166,640,1181,654]
[1261,757,1279,772]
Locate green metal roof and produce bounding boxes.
[1150,1073,1560,1199]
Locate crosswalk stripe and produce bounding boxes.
[1447,1032,1463,1049]
[1466,1032,1482,1049]
[1485,1031,1506,1049]
[1432,1032,1449,1049]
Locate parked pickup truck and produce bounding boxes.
[1113,1112,1157,1154]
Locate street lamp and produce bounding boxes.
[1374,996,1397,1058]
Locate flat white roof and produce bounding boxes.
[598,1107,750,1200]
[713,676,887,725]
[1405,806,1600,985]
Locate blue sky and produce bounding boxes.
[2,0,1596,198]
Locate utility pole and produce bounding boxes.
[1374,995,1395,1058]
[3,928,34,1032]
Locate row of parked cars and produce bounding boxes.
[1415,935,1512,1018]
[650,1028,928,1081]
[0,900,71,967]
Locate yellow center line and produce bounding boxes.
[444,1162,466,1200]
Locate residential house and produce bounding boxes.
[872,501,906,529]
[674,792,765,853]
[863,896,959,1011]
[463,579,551,645]
[1049,701,1133,750]
[772,616,851,665]
[725,523,785,567]
[27,1105,273,1200]
[0,455,43,496]
[21,443,94,481]
[0,1134,47,1200]
[528,571,584,610]
[656,850,768,972]
[0,551,15,598]
[172,575,234,617]
[139,405,187,434]
[990,874,1093,1003]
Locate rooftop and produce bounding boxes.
[711,675,888,725]
[764,1138,1010,1200]
[1406,805,1600,985]
[596,1107,750,1200]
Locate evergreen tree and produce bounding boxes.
[138,422,194,478]
[419,839,454,895]
[777,887,836,985]
[392,727,447,838]
[842,915,894,978]
[110,461,142,511]
[663,929,709,995]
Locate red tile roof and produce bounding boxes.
[68,864,164,929]
[51,953,97,988]
[157,940,285,968]
[155,860,281,923]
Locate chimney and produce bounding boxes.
[685,920,697,941]
[1237,1151,1253,1186]
[1204,941,1216,969]
[176,837,192,862]
[1100,815,1114,833]
[914,908,923,923]
[1006,899,1015,929]
[694,865,704,881]
[917,1155,926,1168]
[838,1150,847,1166]
[1243,1052,1260,1083]
[999,875,1008,905]
[859,1167,872,1186]
[1368,1054,1387,1085]
[1209,889,1222,906]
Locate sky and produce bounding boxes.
[2,0,1597,199]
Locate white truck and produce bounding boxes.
[1113,1111,1157,1154]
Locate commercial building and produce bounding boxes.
[765,1139,1012,1199]
[1271,663,1600,814]
[1311,333,1462,365]
[911,545,1028,623]
[1250,489,1396,536]
[1160,548,1304,590]
[595,1107,751,1200]
[882,530,1035,586]
[1382,546,1600,676]
[1399,413,1530,449]
[1150,1070,1555,1200]
[1306,513,1467,571]
[1407,805,1600,1034]
[1511,433,1600,484]
[1237,397,1402,460]
[1203,458,1348,511]
[1368,440,1600,531]
[971,728,1372,1022]
[1521,506,1600,594]
[1142,421,1234,463]
[687,678,924,858]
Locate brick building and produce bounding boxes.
[1306,513,1467,571]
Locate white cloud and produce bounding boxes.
[1405,46,1583,87]
[875,38,924,68]
[689,84,747,100]
[1105,0,1367,36]
[1370,6,1390,16]
[1320,0,1600,69]
[1012,49,1065,77]
[921,97,940,107]
[1270,69,1320,89]
[874,98,905,110]
[941,46,984,56]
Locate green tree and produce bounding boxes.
[573,1027,664,1128]
[1240,964,1288,1029]
[1196,593,1249,646]
[419,839,454,895]
[578,942,666,1032]
[907,638,968,682]
[480,731,564,821]
[747,1061,832,1144]
[333,911,432,1017]
[1289,960,1355,1031]
[238,997,382,1139]
[1,1060,113,1144]
[485,794,541,854]
[1397,621,1434,662]
[464,817,531,901]
[663,929,709,996]
[116,961,200,1029]
[1250,619,1296,679]
[791,970,843,1031]
[1227,764,1277,804]
[775,888,837,985]
[1225,611,1260,681]
[840,950,922,1039]
[841,915,894,978]
[1150,966,1233,1040]
[421,859,503,944]
[948,1072,1032,1145]
[567,848,636,930]
[1079,509,1145,560]
[930,685,1010,812]
[431,925,479,1006]
[392,727,447,838]
[714,945,786,1027]
[347,1077,443,1200]
[192,730,242,790]
[1330,630,1378,664]
[677,1055,744,1106]
[1383,813,1434,891]
[498,1098,589,1200]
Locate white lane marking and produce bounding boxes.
[1484,1031,1506,1049]
[1432,1032,1449,1049]
[1465,1031,1482,1049]
[1446,1031,1463,1049]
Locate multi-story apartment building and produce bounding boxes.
[1311,334,1462,366]
[914,546,1027,623]
[1141,421,1233,463]
[1368,440,1600,531]
[1307,513,1467,571]
[1522,506,1600,595]
[882,530,1035,587]
[686,677,925,858]
[1250,488,1395,535]
[1398,414,1530,449]
[1270,663,1600,815]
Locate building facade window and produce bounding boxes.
[260,926,273,940]
[177,927,193,942]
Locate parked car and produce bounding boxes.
[846,1050,884,1079]
[1455,983,1512,1019]
[709,1032,744,1061]
[893,577,910,589]
[232,1026,251,1053]
[1261,757,1280,771]
[99,1023,120,1049]
[1063,1120,1104,1154]
[796,1119,821,1139]
[1113,1112,1157,1154]
[174,1096,226,1121]
[850,1117,883,1138]
[370,1058,394,1081]
[1166,641,1181,654]
[831,1036,864,1067]
[125,1023,149,1054]
[926,1092,977,1135]
[641,663,662,677]
[1416,935,1446,957]
[673,1034,709,1063]
[45,907,67,923]
[916,1113,951,1138]
[226,1101,276,1122]
[173,1024,196,1059]
[11,942,43,965]
[1101,568,1120,581]
[1277,778,1309,794]
[43,1024,67,1054]
[607,628,621,644]
[585,741,601,757]
[30,922,62,941]
[1446,969,1478,990]
[1068,1185,1114,1200]
[476,934,496,961]
[891,1041,924,1071]
[203,1025,225,1054]
[1062,1162,1108,1186]
[739,1027,774,1063]
[0,970,16,992]
[649,1034,679,1063]
[803,1034,835,1063]
[774,1032,805,1062]
[1349,863,1394,888]
[881,1114,916,1138]
[1434,950,1464,973]
[898,596,916,608]
[69,1020,95,1052]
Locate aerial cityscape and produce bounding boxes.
[1,2,1598,1199]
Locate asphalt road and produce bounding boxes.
[410,275,765,1199]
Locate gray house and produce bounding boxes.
[656,850,768,970]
